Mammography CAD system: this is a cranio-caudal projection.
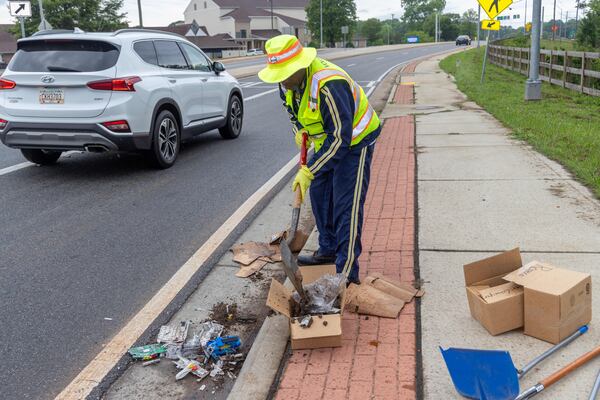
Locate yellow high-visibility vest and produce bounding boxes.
[285,57,380,152]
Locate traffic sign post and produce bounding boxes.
[478,0,513,20]
[525,0,543,100]
[482,19,501,31]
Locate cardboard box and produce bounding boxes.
[266,264,345,350]
[463,248,525,335]
[504,261,592,344]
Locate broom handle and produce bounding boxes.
[590,369,600,400]
[541,345,600,388]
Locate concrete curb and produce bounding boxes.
[228,42,452,79]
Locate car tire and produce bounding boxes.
[219,95,243,140]
[21,149,62,165]
[148,110,180,169]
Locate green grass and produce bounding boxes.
[440,47,600,197]
[497,36,585,52]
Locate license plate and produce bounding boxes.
[39,88,64,104]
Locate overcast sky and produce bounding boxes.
[0,0,583,28]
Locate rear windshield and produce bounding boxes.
[9,40,120,72]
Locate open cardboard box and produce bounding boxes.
[504,261,592,344]
[464,248,525,336]
[266,264,345,350]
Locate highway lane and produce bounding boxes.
[0,43,454,399]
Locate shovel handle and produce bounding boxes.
[300,131,308,166]
[293,187,303,208]
[541,345,600,389]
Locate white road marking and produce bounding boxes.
[366,81,376,87]
[241,82,261,88]
[375,57,384,60]
[347,63,356,67]
[243,88,279,101]
[0,161,33,176]
[55,154,300,400]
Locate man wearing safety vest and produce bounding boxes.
[259,35,381,285]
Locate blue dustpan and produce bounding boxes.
[440,326,588,400]
[440,347,519,400]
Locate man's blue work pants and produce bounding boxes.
[309,140,375,282]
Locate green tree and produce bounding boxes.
[576,0,600,48]
[459,9,478,38]
[402,0,446,29]
[306,0,357,47]
[12,0,127,38]
[360,18,383,45]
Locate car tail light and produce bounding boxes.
[0,79,16,89]
[0,119,8,130]
[102,120,131,132]
[87,76,141,91]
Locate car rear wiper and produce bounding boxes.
[46,66,81,72]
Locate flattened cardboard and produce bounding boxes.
[463,248,524,335]
[503,261,592,344]
[346,283,405,318]
[266,264,345,350]
[366,274,418,302]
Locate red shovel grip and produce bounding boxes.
[300,131,308,166]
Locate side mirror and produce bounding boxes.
[213,61,225,74]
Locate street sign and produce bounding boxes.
[525,22,532,32]
[38,19,53,31]
[482,19,501,31]
[341,26,349,34]
[551,24,559,32]
[406,36,419,43]
[9,1,32,17]
[478,0,513,20]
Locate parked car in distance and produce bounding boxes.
[456,35,472,46]
[246,48,264,56]
[0,29,244,169]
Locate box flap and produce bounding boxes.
[503,261,590,295]
[266,278,293,319]
[299,264,337,284]
[464,248,522,286]
[478,282,523,304]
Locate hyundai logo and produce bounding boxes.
[41,75,55,84]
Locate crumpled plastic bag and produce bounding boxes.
[197,321,224,347]
[293,273,346,314]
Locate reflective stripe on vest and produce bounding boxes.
[308,69,372,141]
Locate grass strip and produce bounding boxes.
[440,47,600,197]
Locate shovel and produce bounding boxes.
[440,325,588,400]
[516,344,600,399]
[279,237,308,303]
[287,130,308,244]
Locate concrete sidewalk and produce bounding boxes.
[410,55,600,398]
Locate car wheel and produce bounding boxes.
[21,149,62,165]
[148,110,180,169]
[219,95,243,140]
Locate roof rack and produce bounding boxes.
[112,28,183,38]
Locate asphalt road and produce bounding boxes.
[0,42,455,399]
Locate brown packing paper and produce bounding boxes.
[366,273,419,302]
[231,242,275,265]
[235,259,268,278]
[345,283,405,319]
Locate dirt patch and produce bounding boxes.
[209,302,258,328]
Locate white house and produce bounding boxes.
[184,0,310,50]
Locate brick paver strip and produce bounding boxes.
[274,62,419,400]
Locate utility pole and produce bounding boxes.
[575,0,580,34]
[525,0,542,100]
[320,0,323,48]
[559,9,563,39]
[477,5,481,47]
[435,12,439,43]
[270,0,274,30]
[541,6,545,40]
[38,0,47,30]
[137,0,143,27]
[524,0,528,29]
[552,0,556,40]
[565,11,569,39]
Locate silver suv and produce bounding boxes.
[0,29,244,168]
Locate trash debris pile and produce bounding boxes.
[127,319,245,385]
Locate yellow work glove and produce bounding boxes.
[294,129,311,149]
[292,166,314,202]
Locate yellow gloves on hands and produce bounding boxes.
[292,166,314,202]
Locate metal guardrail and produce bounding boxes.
[488,44,600,97]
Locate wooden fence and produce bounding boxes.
[488,44,600,97]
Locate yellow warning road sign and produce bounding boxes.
[482,19,501,31]
[525,22,532,32]
[478,0,513,20]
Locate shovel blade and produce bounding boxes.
[440,347,520,400]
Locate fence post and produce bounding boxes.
[563,51,567,88]
[549,50,553,84]
[580,52,586,93]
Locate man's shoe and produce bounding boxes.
[346,278,361,287]
[297,251,336,265]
